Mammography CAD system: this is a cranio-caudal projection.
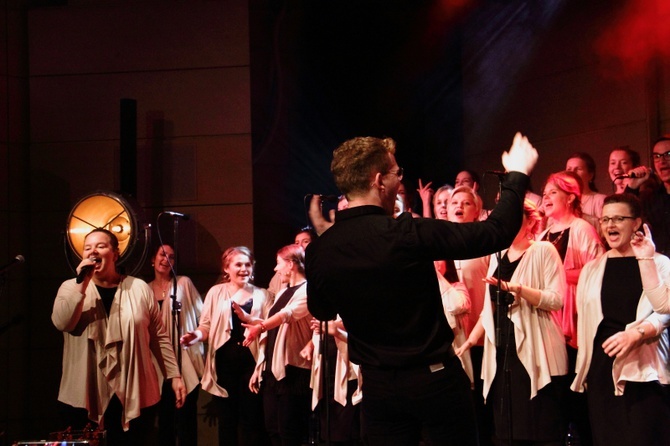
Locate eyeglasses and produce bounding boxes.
[599,215,635,225]
[652,150,670,161]
[386,167,404,180]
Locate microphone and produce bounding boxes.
[615,172,640,179]
[0,255,25,274]
[319,195,341,203]
[76,258,101,284]
[164,211,190,220]
[485,170,507,177]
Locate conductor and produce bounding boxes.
[305,133,538,445]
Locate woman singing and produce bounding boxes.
[457,200,568,445]
[52,229,186,444]
[571,194,670,446]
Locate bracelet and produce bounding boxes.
[259,322,267,333]
[636,257,654,261]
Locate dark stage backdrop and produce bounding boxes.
[251,1,470,284]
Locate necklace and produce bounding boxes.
[544,228,566,246]
[154,279,171,299]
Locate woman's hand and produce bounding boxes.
[455,339,473,357]
[417,179,434,208]
[249,369,261,394]
[180,331,198,346]
[171,377,187,408]
[232,301,250,323]
[241,322,263,347]
[300,341,314,361]
[602,329,641,358]
[630,223,656,259]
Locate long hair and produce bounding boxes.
[544,171,583,218]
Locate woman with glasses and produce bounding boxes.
[571,193,670,445]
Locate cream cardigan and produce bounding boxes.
[481,241,568,401]
[538,217,604,349]
[198,283,269,397]
[52,276,180,431]
[571,253,670,395]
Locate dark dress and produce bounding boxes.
[586,257,670,446]
[214,298,265,446]
[488,253,564,444]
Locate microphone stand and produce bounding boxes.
[170,216,183,375]
[491,174,514,444]
[317,319,331,446]
[158,212,184,444]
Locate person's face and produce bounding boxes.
[653,140,670,184]
[274,255,292,284]
[224,253,253,287]
[433,190,451,220]
[601,202,640,252]
[566,158,593,191]
[82,231,118,275]
[455,171,477,192]
[542,182,573,219]
[393,194,405,218]
[294,232,312,249]
[448,191,478,223]
[380,154,403,215]
[608,150,633,183]
[153,245,175,277]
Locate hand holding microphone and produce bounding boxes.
[76,257,101,284]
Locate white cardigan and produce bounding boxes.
[571,253,670,395]
[481,241,568,401]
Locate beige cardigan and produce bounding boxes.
[571,253,670,395]
[255,282,313,381]
[151,275,205,394]
[539,217,604,349]
[198,283,269,397]
[481,242,568,401]
[52,276,180,431]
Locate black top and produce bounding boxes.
[626,184,670,257]
[596,257,642,344]
[306,172,529,368]
[96,285,117,316]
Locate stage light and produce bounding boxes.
[65,191,150,275]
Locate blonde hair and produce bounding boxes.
[219,246,255,283]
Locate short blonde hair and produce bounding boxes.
[449,186,483,217]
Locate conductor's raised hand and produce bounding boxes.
[501,132,539,176]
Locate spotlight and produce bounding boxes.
[65,191,150,275]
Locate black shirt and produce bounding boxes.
[306,172,529,368]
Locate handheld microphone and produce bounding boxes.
[615,172,639,179]
[485,170,507,177]
[76,258,101,284]
[0,254,25,274]
[164,211,190,220]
